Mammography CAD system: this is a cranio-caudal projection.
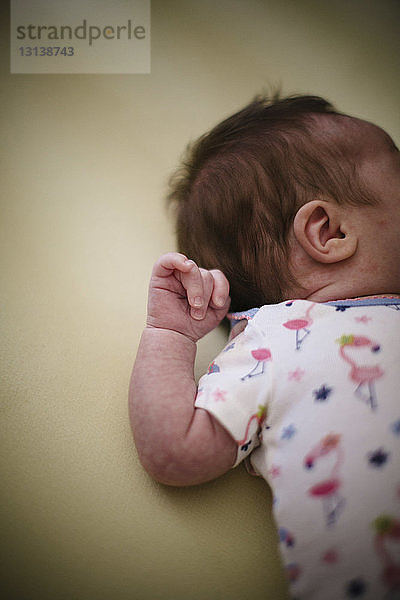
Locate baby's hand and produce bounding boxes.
[146,252,230,342]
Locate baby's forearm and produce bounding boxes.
[129,327,236,486]
[130,326,198,464]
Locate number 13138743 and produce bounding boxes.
[19,46,74,56]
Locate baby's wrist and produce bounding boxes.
[144,324,198,347]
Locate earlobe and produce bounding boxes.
[293,200,357,264]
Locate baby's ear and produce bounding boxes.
[293,200,357,264]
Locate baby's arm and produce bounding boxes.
[129,252,237,486]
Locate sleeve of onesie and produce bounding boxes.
[195,319,272,467]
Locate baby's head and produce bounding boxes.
[168,94,400,310]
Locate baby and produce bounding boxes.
[129,94,400,599]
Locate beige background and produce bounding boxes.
[1,1,399,599]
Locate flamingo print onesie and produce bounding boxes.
[194,297,400,599]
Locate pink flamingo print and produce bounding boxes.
[373,514,400,596]
[337,334,384,410]
[283,303,315,350]
[304,434,345,527]
[237,405,266,448]
[241,348,272,380]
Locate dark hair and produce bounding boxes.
[167,94,375,311]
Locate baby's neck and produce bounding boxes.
[344,293,400,300]
[289,245,400,304]
[303,284,400,303]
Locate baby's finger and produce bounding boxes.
[152,252,193,277]
[209,269,230,309]
[180,262,210,320]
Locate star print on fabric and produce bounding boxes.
[288,368,305,382]
[313,384,333,402]
[391,419,400,436]
[322,548,339,564]
[345,577,367,597]
[286,563,301,584]
[281,424,297,440]
[279,527,295,547]
[212,388,227,402]
[368,448,390,468]
[355,315,371,324]
[268,465,281,478]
